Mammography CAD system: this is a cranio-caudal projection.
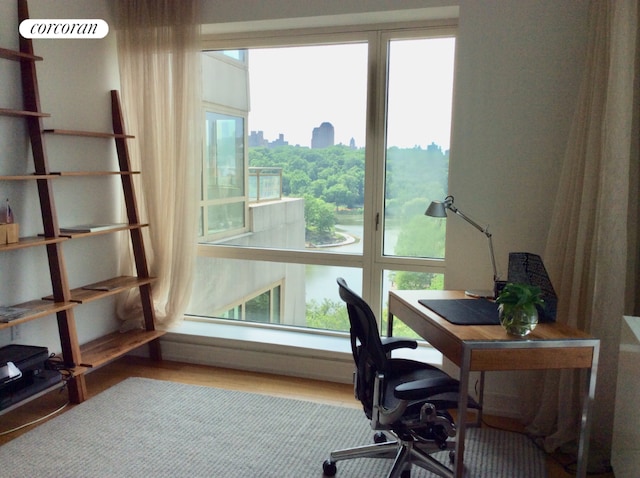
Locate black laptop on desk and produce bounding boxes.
[419,252,557,325]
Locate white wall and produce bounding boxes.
[199,0,457,25]
[0,0,122,352]
[447,0,589,291]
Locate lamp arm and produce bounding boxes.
[450,206,499,281]
[450,207,490,237]
[487,234,498,282]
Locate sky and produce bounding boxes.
[247,38,456,150]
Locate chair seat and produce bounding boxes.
[384,359,460,410]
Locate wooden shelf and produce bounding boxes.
[42,275,156,304]
[44,128,134,139]
[0,46,42,62]
[0,235,67,252]
[0,173,60,180]
[0,108,49,118]
[79,328,166,368]
[58,223,148,239]
[0,299,75,329]
[53,170,140,177]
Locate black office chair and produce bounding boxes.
[323,278,469,478]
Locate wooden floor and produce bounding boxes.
[1,356,612,477]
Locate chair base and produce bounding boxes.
[323,432,455,478]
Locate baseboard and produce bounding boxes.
[158,331,355,384]
[154,329,523,419]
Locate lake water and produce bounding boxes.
[305,220,400,303]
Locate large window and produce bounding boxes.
[189,24,456,337]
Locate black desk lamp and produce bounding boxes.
[425,195,500,298]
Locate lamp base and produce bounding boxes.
[464,289,495,299]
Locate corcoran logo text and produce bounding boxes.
[19,19,109,39]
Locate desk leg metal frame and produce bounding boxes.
[576,340,600,478]
[454,346,472,478]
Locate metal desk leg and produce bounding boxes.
[576,342,599,478]
[387,310,394,338]
[473,371,485,427]
[454,347,472,478]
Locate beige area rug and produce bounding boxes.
[0,377,547,477]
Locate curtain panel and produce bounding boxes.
[114,0,202,328]
[524,0,639,472]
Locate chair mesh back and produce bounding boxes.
[337,277,388,418]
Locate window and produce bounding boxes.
[201,111,246,238]
[212,283,282,324]
[189,24,456,338]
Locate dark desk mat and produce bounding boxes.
[418,298,500,325]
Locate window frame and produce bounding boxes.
[200,103,250,241]
[197,20,456,326]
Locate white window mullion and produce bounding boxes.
[362,30,388,322]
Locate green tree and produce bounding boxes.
[288,170,311,196]
[306,298,349,331]
[304,195,336,235]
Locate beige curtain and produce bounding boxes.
[525,0,639,470]
[114,0,202,329]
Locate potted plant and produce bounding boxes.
[495,282,544,336]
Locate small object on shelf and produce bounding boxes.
[0,306,31,323]
[60,223,127,233]
[0,223,19,244]
[0,199,19,244]
[4,198,15,223]
[81,285,118,292]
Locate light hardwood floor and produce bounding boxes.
[1,356,612,477]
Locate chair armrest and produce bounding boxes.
[381,337,418,353]
[394,376,459,401]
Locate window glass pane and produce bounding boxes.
[205,112,245,200]
[221,50,246,62]
[188,254,359,332]
[245,290,271,323]
[383,37,455,259]
[271,285,281,324]
[219,44,368,253]
[207,202,245,235]
[382,269,444,339]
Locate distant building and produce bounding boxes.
[249,130,268,147]
[349,137,356,149]
[311,122,334,149]
[249,131,289,148]
[271,133,288,147]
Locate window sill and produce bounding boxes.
[158,319,443,383]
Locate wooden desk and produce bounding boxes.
[387,290,600,478]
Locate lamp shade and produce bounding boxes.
[425,200,448,218]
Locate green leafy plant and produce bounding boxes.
[495,282,544,335]
[495,282,544,315]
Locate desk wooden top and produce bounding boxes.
[388,290,598,371]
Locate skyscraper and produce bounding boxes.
[311,122,334,149]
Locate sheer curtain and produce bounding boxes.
[524,0,639,470]
[114,0,201,329]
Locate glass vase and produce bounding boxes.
[498,304,538,336]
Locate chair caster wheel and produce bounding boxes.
[323,459,337,476]
[373,432,387,443]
